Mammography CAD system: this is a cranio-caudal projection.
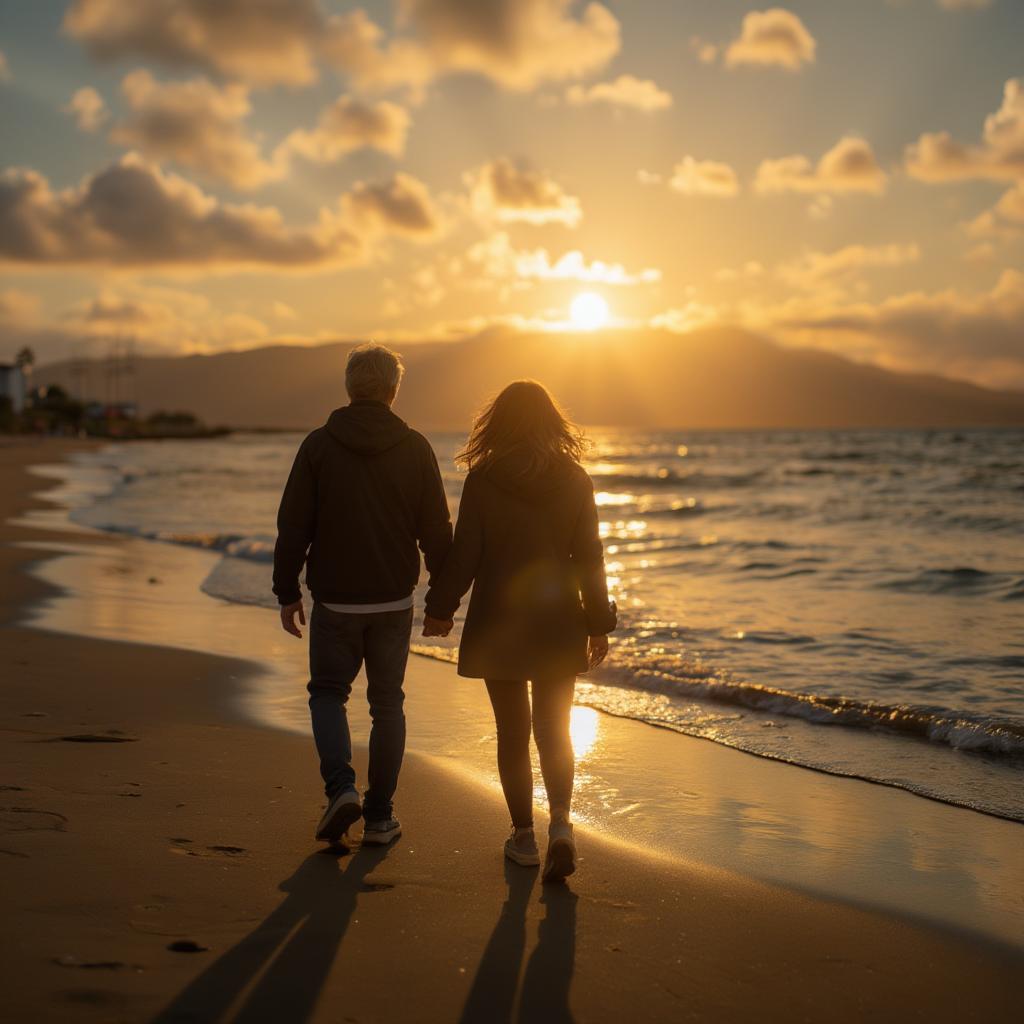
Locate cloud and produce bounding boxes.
[64,86,109,132]
[64,0,622,95]
[0,154,366,270]
[964,181,1024,239]
[650,303,720,333]
[63,0,324,86]
[110,70,280,190]
[467,158,581,226]
[565,74,672,112]
[755,136,888,195]
[326,0,621,94]
[278,96,410,165]
[106,73,409,190]
[0,50,10,82]
[725,8,816,71]
[342,172,442,239]
[668,157,740,197]
[777,243,920,291]
[761,269,1024,390]
[467,231,659,286]
[905,79,1024,183]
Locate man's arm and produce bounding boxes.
[416,441,454,585]
[423,471,483,627]
[272,438,317,624]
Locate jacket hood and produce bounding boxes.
[483,451,580,502]
[326,401,411,455]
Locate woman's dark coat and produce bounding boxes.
[424,453,617,681]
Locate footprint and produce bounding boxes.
[1,807,68,832]
[55,733,139,744]
[53,956,130,971]
[169,842,246,859]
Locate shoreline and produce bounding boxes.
[1,438,1021,1022]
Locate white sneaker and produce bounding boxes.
[504,828,540,867]
[362,817,402,845]
[543,821,577,883]
[314,790,362,843]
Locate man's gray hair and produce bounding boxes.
[345,343,405,402]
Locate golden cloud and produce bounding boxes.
[756,136,888,195]
[467,158,582,226]
[565,75,672,112]
[0,155,444,271]
[906,79,1024,183]
[725,8,816,72]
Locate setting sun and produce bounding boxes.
[570,292,610,331]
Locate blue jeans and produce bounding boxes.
[307,603,412,821]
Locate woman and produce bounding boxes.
[423,380,616,882]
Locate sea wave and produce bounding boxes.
[877,567,1023,598]
[90,523,277,563]
[591,469,764,490]
[572,660,1024,760]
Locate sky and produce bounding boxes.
[0,0,1022,390]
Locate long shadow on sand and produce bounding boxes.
[150,843,390,1024]
[460,862,578,1024]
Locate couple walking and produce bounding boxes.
[272,343,616,883]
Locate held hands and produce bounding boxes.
[586,634,609,671]
[280,600,306,638]
[422,614,454,637]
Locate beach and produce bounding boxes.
[1,437,1021,1023]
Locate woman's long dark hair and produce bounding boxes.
[457,380,588,475]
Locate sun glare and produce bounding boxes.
[570,291,610,331]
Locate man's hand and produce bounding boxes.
[586,634,609,670]
[280,600,306,638]
[422,614,454,637]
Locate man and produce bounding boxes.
[273,343,453,845]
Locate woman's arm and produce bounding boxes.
[423,471,484,621]
[571,477,618,636]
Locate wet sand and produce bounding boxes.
[0,438,1020,1023]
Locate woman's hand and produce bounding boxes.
[587,634,609,670]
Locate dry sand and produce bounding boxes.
[0,437,1020,1023]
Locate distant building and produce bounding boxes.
[0,364,27,413]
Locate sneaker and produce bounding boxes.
[543,821,577,883]
[362,816,402,845]
[504,827,540,867]
[314,789,362,843]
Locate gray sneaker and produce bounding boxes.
[504,828,541,867]
[543,821,577,883]
[362,816,402,845]
[314,790,362,843]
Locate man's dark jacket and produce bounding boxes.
[272,400,452,606]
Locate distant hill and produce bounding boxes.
[34,326,1024,431]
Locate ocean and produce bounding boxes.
[59,427,1024,823]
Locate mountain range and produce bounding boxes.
[34,327,1024,431]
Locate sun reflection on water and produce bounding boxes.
[569,705,600,759]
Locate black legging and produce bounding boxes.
[485,677,575,829]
